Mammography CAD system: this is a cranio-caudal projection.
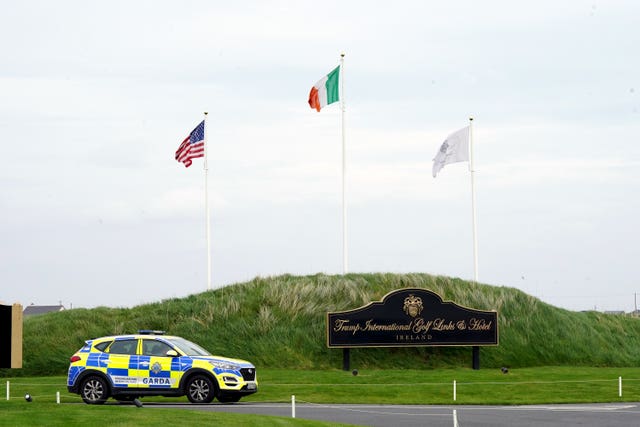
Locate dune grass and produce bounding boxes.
[4,273,640,379]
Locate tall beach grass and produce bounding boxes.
[4,273,640,377]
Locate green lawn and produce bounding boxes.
[3,367,640,425]
[255,367,640,405]
[3,367,640,407]
[0,401,354,426]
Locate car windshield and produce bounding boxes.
[165,337,212,356]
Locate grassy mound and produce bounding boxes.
[5,273,640,376]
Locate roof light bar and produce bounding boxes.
[138,329,166,335]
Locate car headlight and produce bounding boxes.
[209,360,241,371]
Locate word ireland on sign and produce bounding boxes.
[327,288,498,348]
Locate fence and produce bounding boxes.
[4,378,640,427]
[3,377,639,404]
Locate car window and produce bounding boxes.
[108,339,138,355]
[165,337,211,356]
[142,339,173,357]
[94,341,112,352]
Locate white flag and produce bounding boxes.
[432,126,470,177]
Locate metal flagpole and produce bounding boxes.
[204,112,212,291]
[469,117,478,282]
[340,53,347,275]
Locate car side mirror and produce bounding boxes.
[166,350,178,357]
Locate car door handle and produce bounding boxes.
[140,361,150,366]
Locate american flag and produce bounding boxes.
[175,120,205,167]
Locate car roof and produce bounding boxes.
[90,334,182,341]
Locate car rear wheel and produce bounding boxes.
[185,375,216,403]
[81,376,109,404]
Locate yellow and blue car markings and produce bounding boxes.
[67,334,257,394]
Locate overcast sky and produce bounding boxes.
[1,1,639,312]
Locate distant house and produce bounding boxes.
[603,310,625,316]
[23,304,65,317]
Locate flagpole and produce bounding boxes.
[340,52,347,275]
[469,117,478,282]
[204,112,211,291]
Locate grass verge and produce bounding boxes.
[257,367,640,405]
[0,401,353,426]
[3,367,640,407]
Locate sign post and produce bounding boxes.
[342,348,350,371]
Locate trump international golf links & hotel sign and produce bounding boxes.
[327,288,498,348]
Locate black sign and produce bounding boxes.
[327,288,498,348]
[0,304,11,368]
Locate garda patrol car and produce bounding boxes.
[67,331,257,404]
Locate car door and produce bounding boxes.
[104,338,140,388]
[138,338,177,389]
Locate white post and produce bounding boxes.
[453,379,457,401]
[340,52,348,275]
[203,112,211,291]
[469,117,478,282]
[453,409,459,427]
[56,391,60,404]
[6,381,8,401]
[291,394,296,418]
[619,376,622,397]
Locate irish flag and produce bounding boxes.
[308,65,340,112]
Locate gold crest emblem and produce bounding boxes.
[403,294,423,318]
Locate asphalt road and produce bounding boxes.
[143,402,640,426]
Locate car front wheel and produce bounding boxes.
[185,375,216,403]
[81,376,109,404]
